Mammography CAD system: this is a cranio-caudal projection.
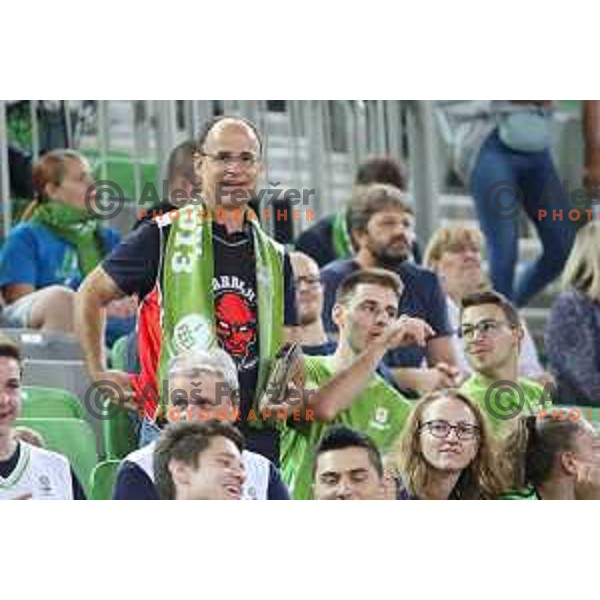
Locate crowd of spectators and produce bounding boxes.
[1,106,600,500]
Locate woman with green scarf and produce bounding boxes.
[0,149,135,341]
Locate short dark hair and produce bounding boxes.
[167,139,199,189]
[506,415,589,489]
[314,426,383,478]
[0,336,22,364]
[335,268,403,306]
[460,290,521,329]
[348,183,414,234]
[196,116,263,154]
[153,420,244,500]
[355,157,407,190]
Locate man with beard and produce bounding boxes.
[75,117,298,462]
[320,183,458,396]
[295,156,417,267]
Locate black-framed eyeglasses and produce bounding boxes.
[419,419,480,441]
[459,319,514,340]
[201,151,259,168]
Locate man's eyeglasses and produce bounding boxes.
[419,420,480,441]
[459,319,514,340]
[295,275,321,288]
[201,151,259,168]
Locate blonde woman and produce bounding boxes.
[545,222,600,405]
[390,389,506,499]
[424,225,547,382]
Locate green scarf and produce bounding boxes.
[30,201,104,276]
[159,204,285,418]
[332,209,354,259]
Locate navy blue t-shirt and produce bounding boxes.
[102,217,298,464]
[295,214,422,269]
[320,258,451,369]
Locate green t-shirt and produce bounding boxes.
[280,355,413,500]
[500,487,539,500]
[460,374,551,435]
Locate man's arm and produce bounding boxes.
[390,366,459,396]
[74,266,135,401]
[388,334,460,396]
[75,220,160,400]
[426,335,457,367]
[261,317,433,421]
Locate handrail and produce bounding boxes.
[0,100,11,236]
[0,100,440,242]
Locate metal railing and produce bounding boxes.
[0,99,441,242]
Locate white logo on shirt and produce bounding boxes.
[369,407,390,431]
[172,314,214,353]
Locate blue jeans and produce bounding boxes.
[470,130,575,307]
[139,417,162,448]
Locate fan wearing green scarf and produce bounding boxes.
[75,118,299,462]
[0,149,132,335]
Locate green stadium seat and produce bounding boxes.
[21,386,86,420]
[110,335,129,371]
[102,399,138,460]
[16,417,98,497]
[89,460,121,500]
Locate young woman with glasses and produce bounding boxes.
[387,389,506,499]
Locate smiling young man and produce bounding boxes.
[113,349,289,500]
[75,117,298,462]
[154,419,246,500]
[459,290,551,435]
[262,268,428,499]
[0,337,85,500]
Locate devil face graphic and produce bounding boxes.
[215,292,257,362]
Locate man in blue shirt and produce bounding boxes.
[320,183,459,396]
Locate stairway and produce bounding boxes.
[77,101,584,355]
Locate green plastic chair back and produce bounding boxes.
[89,460,121,500]
[102,399,138,460]
[16,417,98,497]
[21,387,85,420]
[110,335,129,371]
